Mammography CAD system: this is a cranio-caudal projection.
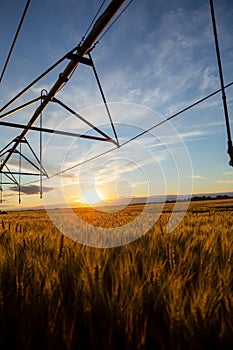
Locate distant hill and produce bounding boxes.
[100,192,233,206]
[4,192,233,212]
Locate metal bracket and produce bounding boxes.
[228,141,233,167]
[66,53,93,66]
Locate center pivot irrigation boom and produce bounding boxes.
[0,0,126,203]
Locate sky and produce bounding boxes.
[0,0,233,210]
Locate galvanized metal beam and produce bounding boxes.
[66,53,93,66]
[1,171,44,176]
[0,120,113,142]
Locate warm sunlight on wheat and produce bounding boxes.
[0,199,232,349]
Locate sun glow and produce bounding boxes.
[82,188,104,206]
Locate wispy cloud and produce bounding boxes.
[216,179,233,184]
[222,171,233,175]
[190,175,205,180]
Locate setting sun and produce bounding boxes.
[82,189,104,206]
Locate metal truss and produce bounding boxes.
[0,0,126,203]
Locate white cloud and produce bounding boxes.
[190,175,205,180]
[222,171,233,175]
[199,67,219,92]
[216,179,233,184]
[179,131,206,141]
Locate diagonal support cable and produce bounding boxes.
[0,49,77,114]
[4,164,19,185]
[52,97,117,143]
[88,52,119,146]
[24,138,49,178]
[0,96,41,120]
[13,149,47,176]
[0,0,31,84]
[0,139,15,156]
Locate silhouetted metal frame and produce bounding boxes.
[0,97,41,119]
[209,0,233,166]
[0,0,125,203]
[0,0,125,174]
[0,120,113,142]
[51,97,115,141]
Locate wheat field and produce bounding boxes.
[0,199,232,349]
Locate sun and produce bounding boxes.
[82,188,104,206]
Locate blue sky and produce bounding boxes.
[0,0,233,209]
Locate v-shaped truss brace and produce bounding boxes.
[0,137,48,203]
